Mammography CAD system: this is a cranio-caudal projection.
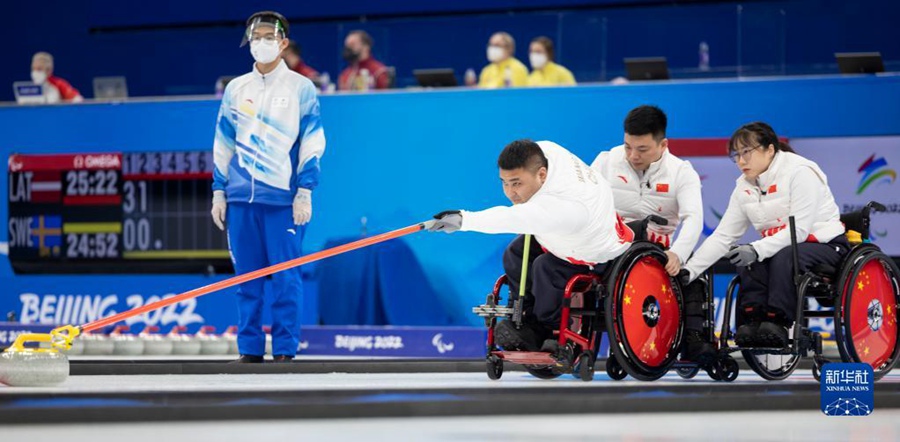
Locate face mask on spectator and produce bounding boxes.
[31,70,47,85]
[250,39,281,64]
[529,52,548,69]
[343,47,361,63]
[487,45,506,63]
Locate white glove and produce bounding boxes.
[211,190,227,231]
[428,210,462,233]
[725,244,758,267]
[293,188,312,225]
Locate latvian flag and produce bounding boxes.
[31,171,62,203]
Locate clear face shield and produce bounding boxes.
[240,16,287,47]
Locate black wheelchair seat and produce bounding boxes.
[811,263,838,279]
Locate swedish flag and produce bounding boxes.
[30,215,62,257]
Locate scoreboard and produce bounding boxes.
[8,152,232,274]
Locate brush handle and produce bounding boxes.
[80,222,429,333]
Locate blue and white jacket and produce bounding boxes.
[213,59,326,205]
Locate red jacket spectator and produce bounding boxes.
[31,51,83,103]
[338,57,390,91]
[338,30,390,91]
[46,76,82,102]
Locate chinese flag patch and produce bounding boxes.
[656,183,670,193]
[768,184,777,194]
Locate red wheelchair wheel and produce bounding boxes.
[605,243,683,381]
[836,251,900,380]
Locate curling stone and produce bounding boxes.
[139,325,173,355]
[81,330,115,355]
[168,326,201,355]
[111,324,144,356]
[196,326,229,355]
[0,334,69,387]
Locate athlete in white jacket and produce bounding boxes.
[590,105,703,277]
[591,105,711,362]
[684,122,848,348]
[429,139,632,351]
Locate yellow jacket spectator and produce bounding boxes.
[527,36,576,86]
[478,32,529,88]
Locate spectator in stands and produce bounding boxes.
[478,32,529,88]
[283,42,321,85]
[338,30,390,91]
[527,37,576,87]
[30,52,83,103]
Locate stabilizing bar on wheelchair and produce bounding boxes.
[472,304,514,318]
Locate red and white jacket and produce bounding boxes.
[44,76,83,103]
[685,151,844,280]
[591,145,704,264]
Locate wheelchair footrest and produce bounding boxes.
[491,350,558,366]
[726,345,795,355]
[472,304,514,318]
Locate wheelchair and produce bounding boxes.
[667,269,741,382]
[472,216,738,382]
[719,202,900,381]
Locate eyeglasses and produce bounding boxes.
[728,145,761,163]
[249,34,280,43]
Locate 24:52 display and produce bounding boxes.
[65,233,119,259]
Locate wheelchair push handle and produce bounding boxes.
[646,214,669,227]
[625,214,669,243]
[867,201,887,213]
[637,214,669,231]
[840,200,884,243]
[860,201,885,241]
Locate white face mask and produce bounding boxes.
[31,70,47,85]
[487,45,506,63]
[529,52,548,70]
[250,39,281,64]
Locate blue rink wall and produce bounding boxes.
[0,74,899,331]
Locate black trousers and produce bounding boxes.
[737,236,850,324]
[503,235,599,327]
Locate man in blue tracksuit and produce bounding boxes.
[211,10,326,363]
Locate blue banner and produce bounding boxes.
[0,274,319,334]
[300,326,485,358]
[0,322,486,359]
